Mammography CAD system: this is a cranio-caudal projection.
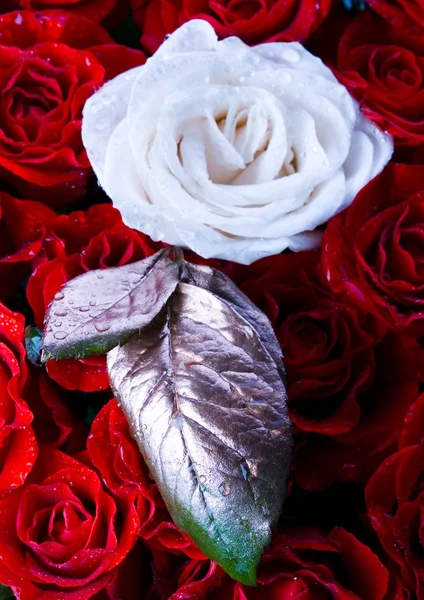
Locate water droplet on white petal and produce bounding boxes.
[283,48,300,62]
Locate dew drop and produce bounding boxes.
[240,462,249,480]
[54,320,62,327]
[89,300,96,307]
[199,475,206,484]
[54,291,64,301]
[283,48,300,63]
[95,118,108,131]
[218,481,231,496]
[97,272,104,280]
[54,308,67,317]
[281,72,292,84]
[94,322,111,333]
[54,331,67,340]
[79,306,90,312]
[404,412,414,424]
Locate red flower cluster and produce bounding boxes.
[1,0,126,25]
[0,11,145,205]
[0,1,423,600]
[336,10,424,147]
[147,527,391,600]
[131,0,331,53]
[0,303,37,496]
[324,164,424,334]
[230,249,420,491]
[366,393,424,599]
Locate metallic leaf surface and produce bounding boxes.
[107,280,291,585]
[181,262,287,385]
[42,249,179,361]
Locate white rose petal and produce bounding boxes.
[82,20,393,265]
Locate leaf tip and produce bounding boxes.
[40,348,54,364]
[227,561,258,587]
[24,325,43,367]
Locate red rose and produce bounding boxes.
[336,10,424,146]
[92,541,150,600]
[306,1,352,63]
[367,0,424,29]
[27,204,159,391]
[366,393,424,600]
[323,164,424,336]
[0,192,55,301]
[151,528,390,600]
[0,302,37,496]
[27,369,88,453]
[131,0,331,54]
[88,400,205,559]
[293,328,420,490]
[230,251,419,490]
[0,446,139,600]
[234,251,386,434]
[17,0,127,27]
[0,11,146,205]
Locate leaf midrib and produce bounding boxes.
[165,293,237,563]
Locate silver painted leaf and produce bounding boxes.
[107,280,291,585]
[182,262,287,384]
[42,249,179,361]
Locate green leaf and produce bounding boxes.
[107,273,292,585]
[0,585,15,600]
[25,325,43,366]
[42,249,180,362]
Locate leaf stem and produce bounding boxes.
[170,247,186,279]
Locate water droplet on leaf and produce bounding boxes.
[54,331,67,340]
[219,481,231,496]
[94,322,111,333]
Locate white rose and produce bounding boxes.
[82,20,393,265]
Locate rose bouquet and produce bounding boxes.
[0,1,423,599]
